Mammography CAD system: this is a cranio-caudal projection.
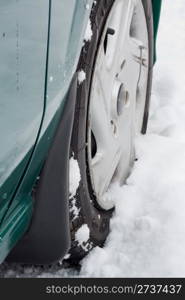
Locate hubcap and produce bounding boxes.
[87,0,149,210]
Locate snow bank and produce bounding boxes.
[81,135,185,277]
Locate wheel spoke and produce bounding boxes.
[90,138,121,199]
[90,70,112,150]
[89,69,122,198]
[105,0,136,72]
[121,37,141,87]
[95,67,113,117]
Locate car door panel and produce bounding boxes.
[1,0,93,226]
[0,0,49,222]
[41,0,93,135]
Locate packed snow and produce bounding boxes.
[75,225,90,252]
[78,70,86,85]
[84,19,93,42]
[69,156,81,221]
[69,156,81,198]
[1,0,185,277]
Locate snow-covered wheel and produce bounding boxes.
[68,0,153,264]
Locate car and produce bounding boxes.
[0,0,161,265]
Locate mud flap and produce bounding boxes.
[7,74,77,264]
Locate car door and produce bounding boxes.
[0,0,50,222]
[45,0,93,119]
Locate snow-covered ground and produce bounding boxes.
[1,0,185,277]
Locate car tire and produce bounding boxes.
[67,0,154,265]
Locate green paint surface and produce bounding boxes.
[152,0,162,61]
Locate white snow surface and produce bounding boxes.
[69,156,81,221]
[69,156,81,198]
[1,0,185,277]
[75,225,90,252]
[84,19,93,42]
[78,70,86,85]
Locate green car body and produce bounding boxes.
[0,0,162,264]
